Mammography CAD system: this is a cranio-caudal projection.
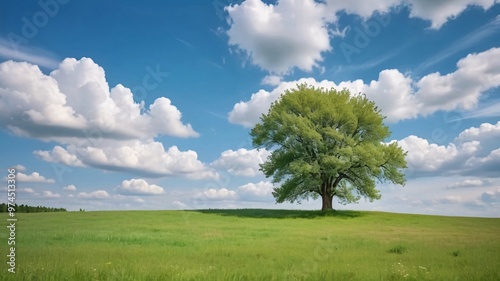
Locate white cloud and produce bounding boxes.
[42,190,61,198]
[228,78,336,127]
[211,148,271,177]
[414,48,500,115]
[133,197,145,204]
[406,0,497,29]
[415,15,500,73]
[261,75,282,86]
[63,184,77,191]
[229,47,500,126]
[397,121,500,178]
[172,200,188,209]
[19,188,35,193]
[197,188,238,201]
[437,195,463,204]
[35,140,218,180]
[117,179,165,196]
[237,181,274,201]
[12,164,26,172]
[465,148,500,177]
[456,121,500,154]
[78,190,110,199]
[447,179,489,189]
[16,171,55,183]
[331,26,349,38]
[398,135,461,175]
[458,99,500,120]
[0,58,198,142]
[0,39,59,69]
[34,146,85,167]
[323,0,401,20]
[224,0,497,74]
[0,57,218,180]
[226,0,331,74]
[324,0,497,29]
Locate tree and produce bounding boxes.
[250,84,407,211]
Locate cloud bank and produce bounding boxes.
[225,0,497,73]
[0,58,217,180]
[229,47,500,125]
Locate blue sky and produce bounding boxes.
[1,0,499,217]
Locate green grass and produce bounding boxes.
[1,209,499,280]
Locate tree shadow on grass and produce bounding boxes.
[189,209,364,219]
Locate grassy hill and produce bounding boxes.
[2,209,499,280]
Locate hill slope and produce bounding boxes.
[2,209,499,280]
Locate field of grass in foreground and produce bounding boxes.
[1,209,499,281]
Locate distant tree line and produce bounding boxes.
[0,203,67,213]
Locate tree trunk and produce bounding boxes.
[321,192,333,211]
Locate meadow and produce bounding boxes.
[1,209,499,280]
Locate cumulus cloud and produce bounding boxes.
[11,164,26,172]
[456,121,500,155]
[211,148,271,177]
[447,179,490,189]
[78,190,110,199]
[436,195,463,204]
[172,200,188,209]
[197,188,238,201]
[0,58,219,180]
[261,75,282,86]
[229,47,500,126]
[117,179,165,196]
[228,78,336,127]
[323,0,497,29]
[42,190,61,198]
[63,184,77,191]
[224,0,496,74]
[237,181,274,201]
[19,188,35,193]
[397,121,500,178]
[6,165,54,183]
[34,140,218,179]
[398,135,462,176]
[16,171,55,183]
[406,0,497,29]
[34,146,85,167]
[225,0,331,74]
[414,48,500,115]
[0,58,198,141]
[323,0,401,20]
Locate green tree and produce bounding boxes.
[250,85,407,211]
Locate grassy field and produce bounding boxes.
[1,209,499,281]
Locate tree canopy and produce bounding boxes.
[250,84,407,211]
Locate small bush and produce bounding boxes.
[389,245,407,254]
